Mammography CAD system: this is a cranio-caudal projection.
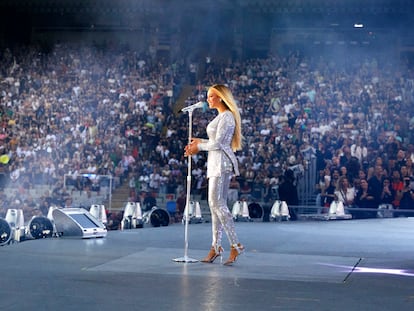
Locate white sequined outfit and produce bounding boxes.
[198,111,240,248]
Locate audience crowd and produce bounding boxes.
[0,42,414,221]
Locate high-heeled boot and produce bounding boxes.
[223,243,244,266]
[200,246,223,263]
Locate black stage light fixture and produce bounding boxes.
[27,216,54,239]
[143,207,169,227]
[0,218,11,246]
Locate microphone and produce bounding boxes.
[181,101,207,113]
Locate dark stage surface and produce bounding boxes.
[1,218,414,311]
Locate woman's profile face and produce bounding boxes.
[207,89,222,110]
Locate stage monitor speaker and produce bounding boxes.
[52,208,107,239]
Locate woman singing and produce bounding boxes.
[184,84,244,265]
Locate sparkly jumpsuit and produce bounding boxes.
[197,111,240,249]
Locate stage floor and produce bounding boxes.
[1,218,414,311]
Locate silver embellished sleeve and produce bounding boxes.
[198,112,235,152]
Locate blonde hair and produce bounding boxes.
[336,175,349,191]
[210,84,243,151]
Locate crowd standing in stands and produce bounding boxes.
[0,42,414,220]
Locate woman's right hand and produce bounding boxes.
[184,138,201,157]
[191,138,201,144]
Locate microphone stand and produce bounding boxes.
[173,106,198,263]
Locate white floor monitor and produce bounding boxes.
[52,208,107,239]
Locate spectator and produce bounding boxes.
[334,176,356,209]
[278,169,298,220]
[368,165,384,207]
[353,178,377,219]
[228,176,240,204]
[380,177,396,207]
[321,178,337,211]
[315,169,327,207]
[315,142,332,172]
[149,166,162,193]
[175,190,186,217]
[398,177,414,217]
[390,169,404,208]
[239,180,252,201]
[143,191,157,212]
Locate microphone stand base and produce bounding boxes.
[172,256,199,263]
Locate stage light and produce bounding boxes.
[143,207,170,227]
[5,209,25,242]
[328,200,345,216]
[182,201,203,224]
[323,263,414,278]
[89,204,108,226]
[121,202,143,229]
[232,200,251,222]
[377,204,394,218]
[26,216,54,239]
[353,267,414,277]
[270,200,290,221]
[0,218,11,246]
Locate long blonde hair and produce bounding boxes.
[210,84,243,151]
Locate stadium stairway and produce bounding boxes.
[103,182,131,212]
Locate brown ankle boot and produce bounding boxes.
[223,243,244,266]
[200,246,223,263]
